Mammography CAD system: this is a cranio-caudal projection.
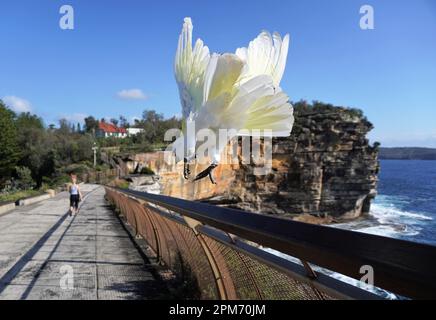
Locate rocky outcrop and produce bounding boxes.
[227,103,379,219]
[121,151,238,200]
[127,175,161,194]
[115,102,379,220]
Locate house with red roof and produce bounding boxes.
[96,121,128,138]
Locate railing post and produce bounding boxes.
[184,216,229,300]
[136,199,163,265]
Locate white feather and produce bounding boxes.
[236,31,290,87]
[174,17,210,119]
[173,18,294,165]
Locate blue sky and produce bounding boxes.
[1,0,435,147]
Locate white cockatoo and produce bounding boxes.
[172,17,294,183]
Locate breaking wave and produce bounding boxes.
[332,194,432,239]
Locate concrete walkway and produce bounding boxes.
[0,185,165,300]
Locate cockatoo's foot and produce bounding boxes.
[194,163,218,184]
[183,158,191,180]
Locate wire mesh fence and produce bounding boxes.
[105,187,377,300]
[105,186,436,300]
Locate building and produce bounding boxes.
[96,122,127,138]
[126,127,144,136]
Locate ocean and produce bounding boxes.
[332,159,436,246]
[263,159,436,298]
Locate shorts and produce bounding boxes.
[70,194,80,209]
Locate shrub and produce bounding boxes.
[95,164,110,172]
[50,174,72,187]
[15,166,36,190]
[63,163,90,175]
[140,166,155,175]
[0,189,41,204]
[108,178,130,189]
[117,181,130,189]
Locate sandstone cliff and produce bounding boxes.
[113,102,379,220]
[227,102,379,219]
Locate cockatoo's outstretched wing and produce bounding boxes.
[175,17,211,120]
[196,53,293,138]
[229,75,293,137]
[197,53,244,128]
[239,89,294,136]
[236,31,290,87]
[235,31,293,137]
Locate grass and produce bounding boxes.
[107,178,130,189]
[117,181,130,189]
[0,189,43,204]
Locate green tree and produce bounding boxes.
[84,116,98,134]
[119,115,129,128]
[15,166,36,190]
[0,101,20,186]
[15,112,47,186]
[58,118,71,135]
[15,112,44,130]
[110,118,119,126]
[140,110,164,143]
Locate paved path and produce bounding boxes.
[0,185,165,300]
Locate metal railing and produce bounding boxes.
[105,187,436,300]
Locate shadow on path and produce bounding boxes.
[0,211,71,295]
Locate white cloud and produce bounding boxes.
[2,96,32,113]
[117,89,148,100]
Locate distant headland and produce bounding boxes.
[379,147,436,160]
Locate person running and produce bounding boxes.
[68,174,83,216]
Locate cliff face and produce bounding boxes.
[227,104,379,219]
[115,151,238,200]
[115,103,379,220]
